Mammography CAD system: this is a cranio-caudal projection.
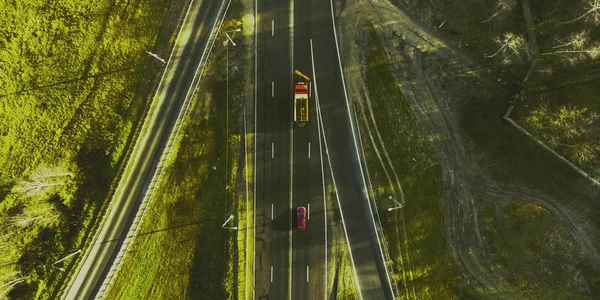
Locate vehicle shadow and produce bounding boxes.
[271,208,294,231]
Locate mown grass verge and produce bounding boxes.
[0,0,184,298]
[357,26,465,299]
[237,132,254,300]
[326,182,359,299]
[102,2,246,298]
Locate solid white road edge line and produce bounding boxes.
[244,102,249,300]
[310,39,362,299]
[327,0,395,296]
[252,0,258,298]
[315,66,328,300]
[289,1,295,299]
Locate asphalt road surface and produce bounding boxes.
[62,0,227,299]
[253,0,294,298]
[254,0,393,299]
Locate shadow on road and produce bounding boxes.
[271,209,293,231]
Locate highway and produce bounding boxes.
[253,0,393,299]
[62,0,228,298]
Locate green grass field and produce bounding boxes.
[481,199,598,299]
[0,0,177,298]
[358,26,464,299]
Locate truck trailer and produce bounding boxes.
[294,82,309,126]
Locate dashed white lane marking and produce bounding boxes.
[307,203,310,220]
[271,204,274,220]
[271,20,274,36]
[271,81,274,97]
[307,265,310,282]
[308,142,311,158]
[271,142,274,159]
[270,265,273,283]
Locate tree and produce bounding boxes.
[0,272,27,299]
[527,105,593,141]
[6,207,58,229]
[526,104,599,166]
[542,30,600,63]
[560,0,600,24]
[15,178,65,199]
[31,165,73,180]
[485,32,527,64]
[481,0,517,23]
[565,142,600,164]
[14,165,73,199]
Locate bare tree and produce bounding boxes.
[543,30,600,63]
[31,165,73,180]
[485,32,527,64]
[15,178,64,199]
[560,0,600,24]
[481,0,517,23]
[14,165,73,199]
[0,272,27,299]
[6,207,58,229]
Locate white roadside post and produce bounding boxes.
[387,195,403,212]
[222,214,238,230]
[145,51,166,64]
[51,249,82,271]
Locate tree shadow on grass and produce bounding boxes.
[44,143,114,299]
[185,197,231,299]
[0,66,135,98]
[0,183,12,202]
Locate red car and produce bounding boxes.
[297,206,306,229]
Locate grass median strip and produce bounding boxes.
[237,133,254,300]
[325,182,359,299]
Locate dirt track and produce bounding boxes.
[336,0,600,298]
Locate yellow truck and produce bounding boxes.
[293,70,310,126]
